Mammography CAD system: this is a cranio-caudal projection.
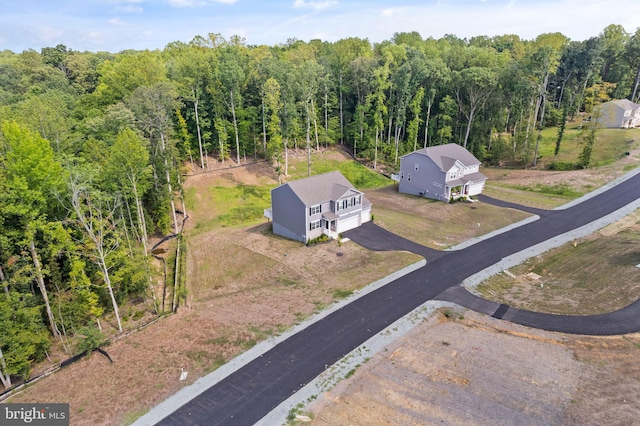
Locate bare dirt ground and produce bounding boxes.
[308,310,640,426]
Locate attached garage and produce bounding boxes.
[336,214,361,234]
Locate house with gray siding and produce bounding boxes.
[594,99,640,128]
[396,143,487,202]
[264,171,372,243]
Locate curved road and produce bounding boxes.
[153,171,640,426]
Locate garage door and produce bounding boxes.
[336,214,360,233]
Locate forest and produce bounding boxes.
[1,23,640,388]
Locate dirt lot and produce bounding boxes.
[6,148,640,425]
[308,310,640,426]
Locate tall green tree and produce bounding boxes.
[0,121,66,339]
[454,66,497,148]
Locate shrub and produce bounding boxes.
[307,234,330,246]
[547,161,578,171]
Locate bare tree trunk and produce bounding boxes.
[193,94,205,169]
[339,74,344,145]
[533,93,547,168]
[374,126,379,170]
[100,256,123,332]
[29,240,61,338]
[284,137,289,176]
[261,94,267,154]
[632,66,640,104]
[525,96,539,163]
[423,97,433,148]
[462,107,476,149]
[159,132,179,236]
[306,102,312,177]
[130,181,148,256]
[311,98,320,151]
[394,124,401,166]
[230,90,241,165]
[357,107,364,158]
[0,265,8,298]
[172,237,180,312]
[324,90,329,149]
[0,347,11,388]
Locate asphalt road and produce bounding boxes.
[156,171,640,426]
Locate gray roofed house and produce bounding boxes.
[264,171,372,242]
[395,143,487,202]
[594,99,640,128]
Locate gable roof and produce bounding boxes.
[405,143,481,171]
[606,99,640,110]
[280,170,364,207]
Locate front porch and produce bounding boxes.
[445,183,471,201]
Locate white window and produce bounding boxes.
[415,163,419,171]
[401,171,405,179]
[624,109,632,117]
[310,204,321,215]
[408,173,411,182]
[342,199,348,209]
[310,220,321,230]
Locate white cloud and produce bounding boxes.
[167,0,237,7]
[381,8,401,17]
[293,0,338,11]
[116,5,143,13]
[37,26,64,43]
[108,17,126,26]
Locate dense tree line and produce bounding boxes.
[1,24,639,386]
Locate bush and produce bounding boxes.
[306,234,330,246]
[547,161,578,171]
[75,326,109,353]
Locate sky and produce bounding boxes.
[1,0,639,53]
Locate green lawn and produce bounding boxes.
[533,125,638,168]
[185,152,391,236]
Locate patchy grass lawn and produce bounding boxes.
[482,127,640,208]
[475,217,640,315]
[366,186,531,249]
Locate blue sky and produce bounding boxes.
[1,0,639,53]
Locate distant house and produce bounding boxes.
[264,171,372,243]
[595,99,640,128]
[395,143,487,202]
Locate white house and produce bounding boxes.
[595,99,640,128]
[395,143,487,202]
[264,171,372,243]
